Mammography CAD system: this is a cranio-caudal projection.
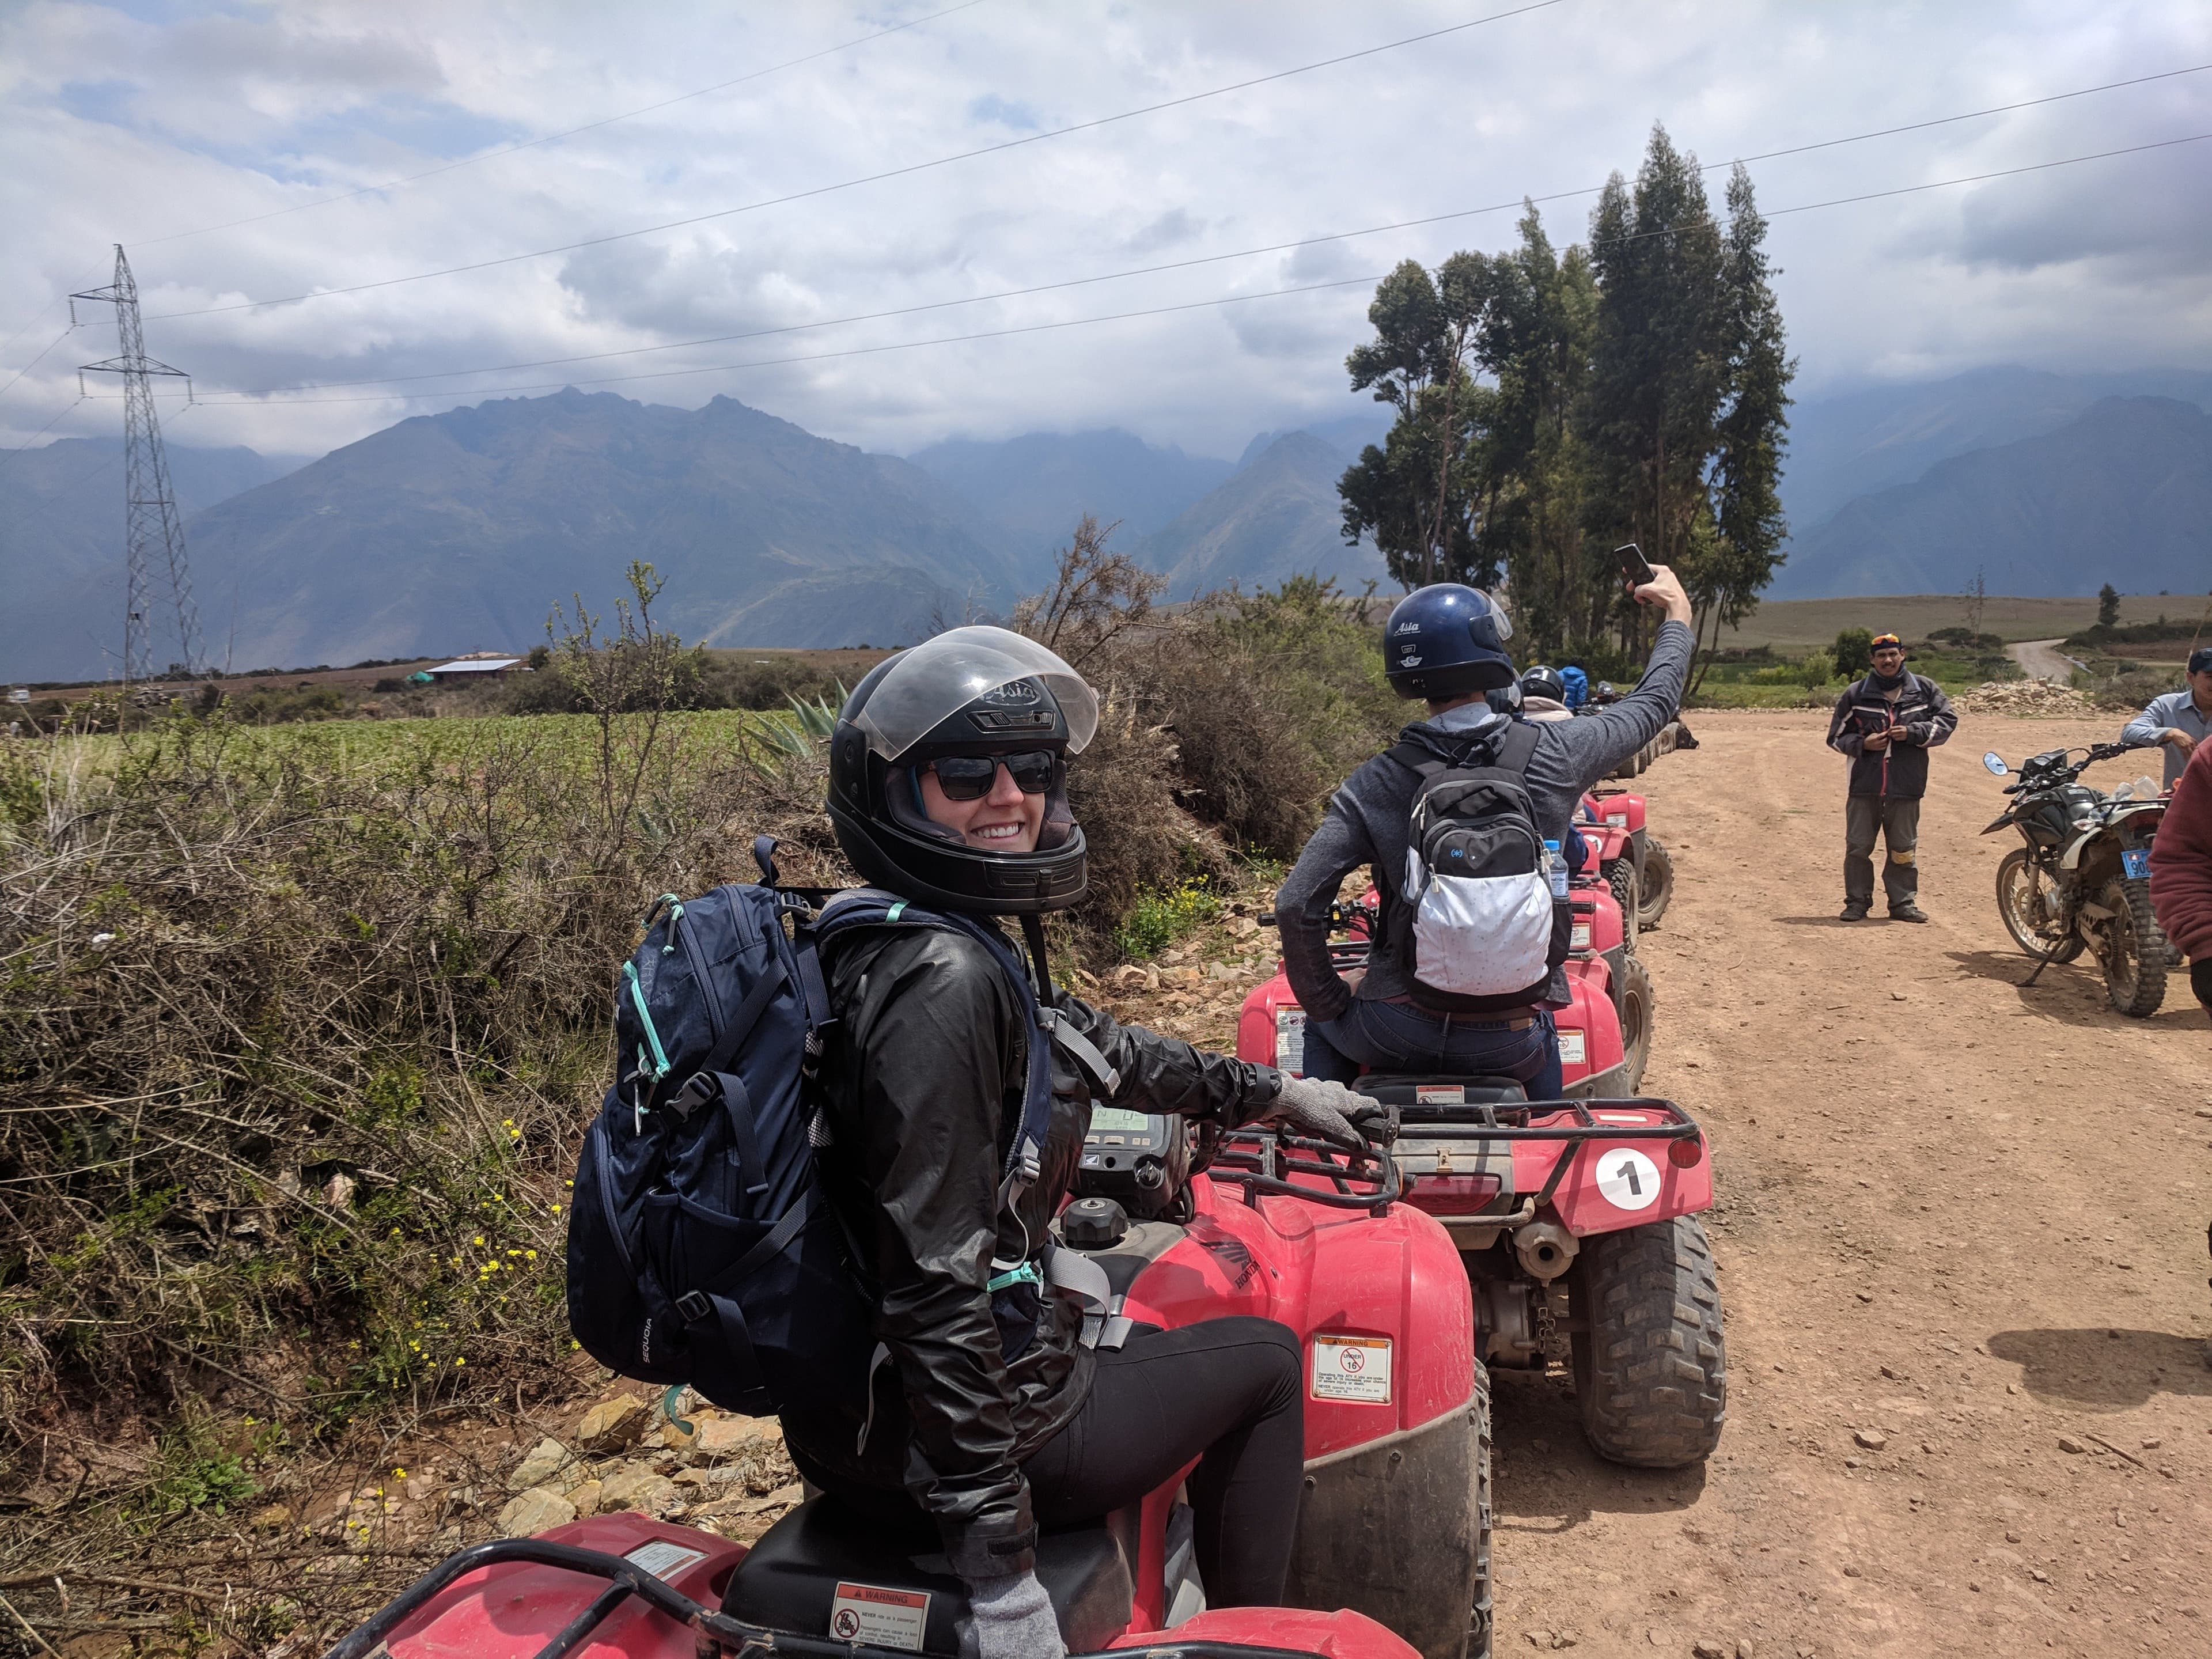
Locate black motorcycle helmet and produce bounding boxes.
[827,626,1099,914]
[1520,664,1567,704]
[1383,584,1517,700]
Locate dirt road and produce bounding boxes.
[1487,710,2209,1658]
[2007,639,2081,681]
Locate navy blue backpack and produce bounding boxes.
[566,840,1061,1418]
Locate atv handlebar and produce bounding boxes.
[324,1537,1332,1659]
[1211,1123,1404,1213]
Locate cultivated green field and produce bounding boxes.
[1716,592,2202,651]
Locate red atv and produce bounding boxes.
[1578,789,1675,939]
[325,1122,1497,1659]
[1236,902,1721,1470]
[1245,885,1648,1098]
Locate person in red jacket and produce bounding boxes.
[2147,729,2212,1024]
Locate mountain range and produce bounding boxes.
[6,366,2209,681]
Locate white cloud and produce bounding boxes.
[1,0,2207,472]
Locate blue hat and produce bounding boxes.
[1383,585,1517,700]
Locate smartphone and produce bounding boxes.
[1614,543,1656,587]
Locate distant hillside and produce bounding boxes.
[50,391,1029,676]
[1777,396,2212,599]
[1139,431,1386,598]
[906,429,1233,560]
[1234,412,1391,471]
[1781,365,2212,532]
[0,438,308,680]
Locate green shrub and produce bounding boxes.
[1833,627,1873,678]
[1113,876,1223,959]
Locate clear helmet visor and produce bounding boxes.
[1467,589,1513,650]
[852,625,1100,762]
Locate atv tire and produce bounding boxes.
[1996,849,2084,963]
[1618,953,1654,1094]
[1605,859,1641,952]
[1569,1215,1726,1468]
[1637,837,1675,933]
[2097,875,2168,1018]
[1467,1358,1493,1659]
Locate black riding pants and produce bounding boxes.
[1024,1315,1304,1607]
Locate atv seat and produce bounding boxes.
[1356,1073,1529,1121]
[724,1493,1134,1653]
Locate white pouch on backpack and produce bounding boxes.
[1403,849,1555,997]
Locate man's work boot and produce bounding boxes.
[1838,904,1869,922]
[1889,903,1929,923]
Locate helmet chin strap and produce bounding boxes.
[1018,911,1056,1002]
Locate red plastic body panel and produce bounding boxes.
[1515,1105,1712,1237]
[1111,1606,1419,1657]
[384,1513,744,1657]
[1583,789,1647,835]
[1119,1175,1474,1462]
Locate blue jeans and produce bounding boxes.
[1302,997,1565,1101]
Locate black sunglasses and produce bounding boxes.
[926,752,1059,801]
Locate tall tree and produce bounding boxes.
[1338,256,1502,588]
[1584,126,1730,652]
[1683,164,1794,688]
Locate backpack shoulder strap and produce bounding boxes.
[1488,719,1541,778]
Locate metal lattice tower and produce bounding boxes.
[72,245,203,683]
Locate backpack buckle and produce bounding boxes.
[669,1072,718,1120]
[675,1290,712,1324]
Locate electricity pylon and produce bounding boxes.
[73,245,203,683]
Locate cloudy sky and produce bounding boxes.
[2,0,2208,465]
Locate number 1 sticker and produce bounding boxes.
[1596,1148,1661,1212]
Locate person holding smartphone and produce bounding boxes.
[1824,631,1957,922]
[1273,552,1694,1097]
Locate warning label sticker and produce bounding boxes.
[1557,1029,1587,1066]
[1312,1334,1392,1404]
[1594,1147,1662,1213]
[830,1583,930,1650]
[622,1540,707,1581]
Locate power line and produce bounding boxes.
[173,78,2212,405]
[0,325,77,406]
[141,0,1569,321]
[0,395,89,469]
[131,122,2212,412]
[131,0,995,249]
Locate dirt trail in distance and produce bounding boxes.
[1490,709,2209,1658]
[2006,639,2080,681]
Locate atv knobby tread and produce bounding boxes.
[1618,953,1654,1096]
[1570,1214,1726,1468]
[1604,859,1641,952]
[1637,836,1675,932]
[1467,1358,1493,1659]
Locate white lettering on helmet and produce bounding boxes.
[1395,621,1421,635]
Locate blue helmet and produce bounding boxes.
[1383,584,1517,700]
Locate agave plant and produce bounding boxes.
[757,685,844,756]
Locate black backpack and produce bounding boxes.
[565,840,1060,1419]
[1382,721,1570,1013]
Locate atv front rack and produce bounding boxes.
[323,1537,1330,1659]
[1210,1127,1405,1214]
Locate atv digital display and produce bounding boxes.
[1089,1107,1153,1133]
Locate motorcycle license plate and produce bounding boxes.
[2122,848,2150,879]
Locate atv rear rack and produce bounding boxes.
[1209,1127,1405,1214]
[1359,1094,1704,1220]
[323,1537,1330,1659]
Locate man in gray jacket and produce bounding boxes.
[1274,569,1694,1099]
[2121,646,2212,789]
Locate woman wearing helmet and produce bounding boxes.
[790,626,1362,1659]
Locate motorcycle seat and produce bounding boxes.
[724,1493,1135,1653]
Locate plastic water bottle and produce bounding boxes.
[1544,839,1569,897]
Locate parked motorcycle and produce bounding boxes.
[1981,742,2169,1017]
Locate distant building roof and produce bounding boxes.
[426,657,522,675]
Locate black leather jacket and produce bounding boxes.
[778,919,1282,1579]
[1825,671,1958,800]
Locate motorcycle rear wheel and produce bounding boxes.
[2097,876,2168,1018]
[1995,849,2082,963]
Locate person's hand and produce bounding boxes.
[2165,728,2198,752]
[1631,562,1695,626]
[1889,725,1912,745]
[962,1571,1065,1659]
[1339,965,1367,994]
[1863,728,1891,750]
[1264,1074,1366,1149]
